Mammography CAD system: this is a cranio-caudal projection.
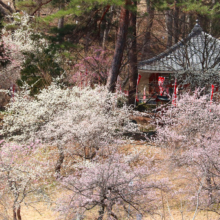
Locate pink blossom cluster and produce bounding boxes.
[70,48,112,86]
[56,152,167,219]
[155,92,220,212]
[0,140,53,218]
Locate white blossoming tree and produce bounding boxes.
[1,13,63,97]
[1,82,138,175]
[1,13,46,87]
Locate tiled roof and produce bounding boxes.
[138,22,220,72]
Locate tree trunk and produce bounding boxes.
[58,2,65,29]
[107,0,131,92]
[0,5,8,16]
[13,206,17,220]
[107,204,118,220]
[99,8,106,47]
[209,1,215,34]
[187,14,194,32]
[13,205,22,220]
[180,13,186,39]
[174,0,179,43]
[55,144,64,177]
[206,175,213,205]
[37,0,42,17]
[128,0,138,105]
[98,204,105,220]
[84,31,90,54]
[102,6,114,49]
[166,9,173,48]
[141,0,154,60]
[58,17,64,29]
[12,0,17,12]
[17,206,22,220]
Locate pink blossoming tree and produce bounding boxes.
[154,92,220,215]
[0,140,53,220]
[70,48,112,87]
[56,151,168,220]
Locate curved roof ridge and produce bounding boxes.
[138,28,202,66]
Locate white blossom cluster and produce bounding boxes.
[0,13,48,89]
[1,84,138,154]
[3,13,47,53]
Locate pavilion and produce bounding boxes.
[137,21,220,101]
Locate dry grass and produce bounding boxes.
[6,204,219,220]
[0,143,219,220]
[19,204,57,220]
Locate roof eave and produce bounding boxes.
[138,69,174,74]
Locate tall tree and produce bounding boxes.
[107,0,131,93]
[173,0,179,43]
[128,0,138,105]
[166,8,173,47]
[141,0,155,60]
[99,5,114,49]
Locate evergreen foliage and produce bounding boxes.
[18,43,64,95]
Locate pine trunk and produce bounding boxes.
[166,9,173,48]
[102,6,114,49]
[128,1,138,105]
[107,0,131,92]
[141,0,154,60]
[174,0,179,43]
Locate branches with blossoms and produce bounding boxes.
[0,13,37,88]
[1,83,136,144]
[56,148,169,220]
[1,82,139,175]
[154,92,220,214]
[175,68,220,93]
[3,13,45,52]
[0,13,53,91]
[70,47,113,87]
[0,140,53,220]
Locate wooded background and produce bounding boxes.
[0,0,219,104]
